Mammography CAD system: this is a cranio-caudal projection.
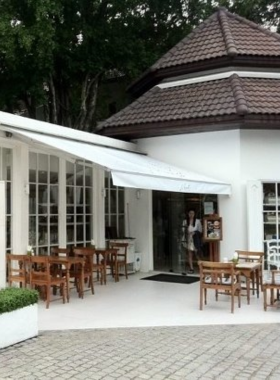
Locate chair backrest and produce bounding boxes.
[29,255,52,283]
[72,247,93,273]
[264,269,280,285]
[199,261,237,284]
[51,247,71,257]
[109,242,128,261]
[6,254,30,286]
[265,241,280,270]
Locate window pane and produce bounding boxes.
[66,161,74,185]
[39,216,48,245]
[85,167,92,186]
[86,215,91,241]
[67,186,74,204]
[118,190,124,213]
[119,215,125,238]
[6,216,11,248]
[76,164,84,186]
[29,152,37,182]
[76,224,84,242]
[105,172,109,188]
[38,154,48,183]
[50,185,58,214]
[29,184,36,214]
[29,216,36,246]
[6,182,11,214]
[110,190,116,213]
[3,148,12,181]
[50,156,59,184]
[38,185,48,213]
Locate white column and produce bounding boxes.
[93,167,105,248]
[12,144,29,254]
[0,181,6,287]
[247,180,263,251]
[126,188,153,272]
[58,158,67,247]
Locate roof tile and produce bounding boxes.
[99,76,280,130]
[151,8,280,71]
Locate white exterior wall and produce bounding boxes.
[0,181,6,287]
[135,130,252,260]
[241,130,280,251]
[125,188,153,272]
[2,127,280,278]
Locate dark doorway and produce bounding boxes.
[152,191,218,273]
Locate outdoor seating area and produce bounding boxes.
[6,243,129,309]
[36,269,280,332]
[198,249,280,314]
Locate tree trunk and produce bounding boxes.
[74,72,103,131]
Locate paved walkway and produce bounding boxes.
[1,324,280,379]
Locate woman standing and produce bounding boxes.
[182,209,202,274]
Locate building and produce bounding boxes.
[2,8,280,285]
[97,8,280,268]
[0,108,229,286]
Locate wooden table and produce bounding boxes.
[95,248,119,284]
[235,262,261,304]
[49,256,85,301]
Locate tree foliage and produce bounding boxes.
[0,0,279,131]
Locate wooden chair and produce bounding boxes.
[29,255,66,309]
[108,242,129,280]
[72,247,94,298]
[199,261,241,313]
[6,254,30,288]
[263,270,280,311]
[95,248,119,284]
[266,241,280,270]
[235,250,264,297]
[50,247,71,257]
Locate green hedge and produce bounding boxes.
[0,287,39,315]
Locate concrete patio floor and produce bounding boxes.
[38,271,280,331]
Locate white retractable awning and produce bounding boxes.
[7,128,231,195]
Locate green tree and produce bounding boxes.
[0,0,279,131]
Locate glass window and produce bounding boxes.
[66,161,93,246]
[0,148,12,252]
[38,154,48,183]
[29,153,59,254]
[104,172,125,239]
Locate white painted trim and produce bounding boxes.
[0,111,137,152]
[157,70,280,89]
[93,167,105,248]
[12,144,29,254]
[58,158,67,247]
[0,181,6,288]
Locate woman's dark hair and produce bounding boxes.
[187,208,196,227]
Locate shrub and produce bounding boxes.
[0,287,39,315]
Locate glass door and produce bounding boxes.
[153,191,218,274]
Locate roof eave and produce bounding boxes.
[98,114,280,140]
[129,56,280,98]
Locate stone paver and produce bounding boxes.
[0,324,280,379]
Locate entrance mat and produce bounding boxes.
[141,273,199,284]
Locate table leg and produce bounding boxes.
[103,255,107,285]
[246,275,250,305]
[256,268,260,298]
[66,266,70,303]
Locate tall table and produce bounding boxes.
[235,262,261,304]
[49,256,85,301]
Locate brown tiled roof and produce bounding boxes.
[129,8,280,96]
[98,75,280,139]
[152,8,280,71]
